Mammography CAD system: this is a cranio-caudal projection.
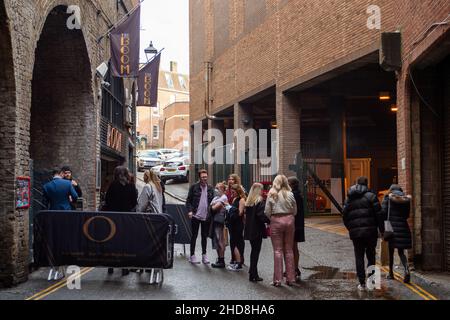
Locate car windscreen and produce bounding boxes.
[141,151,159,158]
[164,161,183,167]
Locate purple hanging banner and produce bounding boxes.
[110,5,141,78]
[137,53,161,107]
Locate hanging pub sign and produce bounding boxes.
[16,176,31,210]
[137,52,161,107]
[110,5,141,78]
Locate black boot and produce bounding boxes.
[122,269,130,276]
[295,268,302,283]
[107,268,114,274]
[212,258,225,269]
[403,265,411,284]
[249,275,263,282]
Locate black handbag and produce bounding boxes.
[225,206,239,226]
[213,212,226,225]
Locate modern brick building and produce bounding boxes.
[0,0,139,286]
[137,61,190,149]
[189,0,450,271]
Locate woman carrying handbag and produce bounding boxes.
[210,183,228,268]
[381,184,412,283]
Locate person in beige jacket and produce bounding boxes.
[265,175,297,286]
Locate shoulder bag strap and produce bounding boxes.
[387,196,391,221]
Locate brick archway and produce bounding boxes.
[30,5,95,209]
[0,1,18,287]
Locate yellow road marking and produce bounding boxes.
[384,266,438,300]
[306,221,438,300]
[25,267,89,300]
[34,268,95,301]
[26,267,94,301]
[379,266,431,300]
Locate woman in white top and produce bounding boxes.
[137,170,164,213]
[265,175,297,286]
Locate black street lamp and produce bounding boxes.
[144,41,158,61]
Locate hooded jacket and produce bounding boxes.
[380,185,412,249]
[343,184,382,240]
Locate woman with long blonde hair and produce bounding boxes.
[137,170,163,213]
[244,183,271,282]
[265,175,297,286]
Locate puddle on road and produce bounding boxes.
[305,266,398,300]
[304,266,357,280]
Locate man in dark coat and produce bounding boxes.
[343,176,383,291]
[185,169,215,264]
[381,184,412,283]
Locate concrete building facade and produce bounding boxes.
[0,0,139,286]
[189,0,450,271]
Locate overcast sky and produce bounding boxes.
[139,0,189,75]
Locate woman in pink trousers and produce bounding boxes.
[265,175,297,287]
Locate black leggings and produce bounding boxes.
[190,217,209,256]
[388,242,409,273]
[249,238,263,277]
[229,220,245,263]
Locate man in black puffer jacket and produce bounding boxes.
[343,176,383,290]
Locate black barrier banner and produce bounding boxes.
[165,204,191,244]
[33,211,174,269]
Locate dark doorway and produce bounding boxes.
[30,5,94,208]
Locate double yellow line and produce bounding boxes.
[305,222,439,300]
[378,265,438,300]
[26,267,95,301]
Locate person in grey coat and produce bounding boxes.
[137,170,164,214]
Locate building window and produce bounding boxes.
[165,73,174,89]
[179,75,187,90]
[153,102,160,116]
[153,125,159,139]
[101,64,124,129]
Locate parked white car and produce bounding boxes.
[137,150,164,172]
[156,156,190,183]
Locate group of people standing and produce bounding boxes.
[186,170,305,286]
[101,166,166,276]
[43,164,413,291]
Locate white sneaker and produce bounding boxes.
[189,255,200,264]
[357,284,366,291]
[227,264,241,272]
[202,255,210,264]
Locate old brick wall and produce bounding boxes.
[0,0,137,286]
[395,1,449,270]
